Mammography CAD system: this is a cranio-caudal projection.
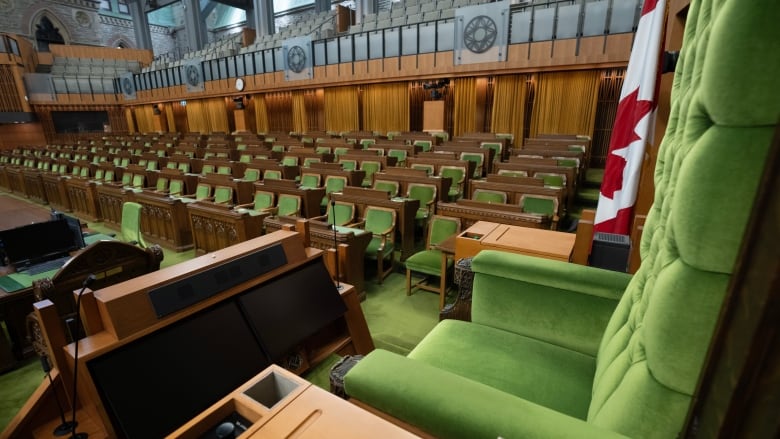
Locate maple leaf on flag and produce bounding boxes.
[601,88,654,199]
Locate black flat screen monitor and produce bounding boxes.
[0,219,78,268]
[51,211,86,249]
[237,259,348,361]
[87,301,271,439]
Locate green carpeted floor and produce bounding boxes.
[0,229,443,431]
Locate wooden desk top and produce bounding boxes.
[456,221,575,262]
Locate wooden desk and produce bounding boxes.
[133,190,195,252]
[331,188,420,261]
[455,221,576,262]
[169,365,419,439]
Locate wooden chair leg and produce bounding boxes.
[406,268,412,296]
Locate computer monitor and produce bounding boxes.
[237,258,348,361]
[87,300,271,439]
[51,211,86,250]
[0,219,78,269]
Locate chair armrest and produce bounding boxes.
[470,250,632,356]
[344,350,629,439]
[234,202,255,209]
[350,220,366,228]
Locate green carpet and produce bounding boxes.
[0,357,44,431]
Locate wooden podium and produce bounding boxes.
[7,231,376,439]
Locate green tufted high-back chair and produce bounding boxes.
[343,2,780,438]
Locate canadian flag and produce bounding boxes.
[594,0,667,234]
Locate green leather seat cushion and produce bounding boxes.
[408,319,596,419]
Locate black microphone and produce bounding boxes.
[330,199,342,290]
[41,355,75,436]
[69,273,96,439]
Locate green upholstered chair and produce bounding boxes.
[520,194,559,230]
[387,149,407,167]
[459,152,485,179]
[235,190,275,216]
[315,146,331,154]
[239,154,252,163]
[177,162,190,173]
[360,138,376,149]
[263,169,282,180]
[439,165,466,201]
[154,175,169,192]
[480,141,502,162]
[217,165,232,175]
[339,159,357,171]
[212,185,233,205]
[201,164,215,175]
[321,175,348,208]
[404,215,461,309]
[413,139,432,152]
[300,172,321,189]
[407,183,437,233]
[242,168,261,182]
[281,156,299,167]
[362,206,397,284]
[303,157,320,168]
[472,188,507,204]
[497,169,528,178]
[334,146,350,158]
[411,163,435,176]
[315,201,356,227]
[373,179,399,197]
[344,2,780,438]
[167,179,186,197]
[120,202,146,248]
[276,194,302,217]
[360,160,381,187]
[536,172,566,189]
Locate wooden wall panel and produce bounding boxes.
[0,122,47,149]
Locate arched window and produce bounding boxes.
[35,16,65,52]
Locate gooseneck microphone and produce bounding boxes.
[330,199,342,290]
[70,273,96,439]
[40,355,75,436]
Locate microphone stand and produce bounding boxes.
[330,199,342,290]
[69,274,96,439]
[40,355,75,436]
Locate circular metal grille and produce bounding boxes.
[463,15,497,54]
[122,77,134,95]
[287,45,306,73]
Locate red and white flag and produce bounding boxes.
[594,0,667,235]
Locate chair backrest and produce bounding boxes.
[387,149,407,165]
[340,159,357,171]
[473,189,507,204]
[195,183,212,200]
[252,191,275,210]
[325,201,356,226]
[120,202,146,247]
[243,168,261,182]
[459,152,485,178]
[277,194,302,216]
[300,173,321,189]
[584,3,777,436]
[263,169,282,180]
[324,175,348,194]
[155,176,169,192]
[407,183,437,206]
[535,172,566,188]
[217,165,232,175]
[373,179,399,197]
[480,142,502,162]
[213,185,233,204]
[361,161,381,185]
[131,173,145,189]
[426,215,460,248]
[201,164,215,175]
[411,163,435,175]
[497,169,528,178]
[168,179,185,196]
[413,140,432,152]
[282,156,298,167]
[519,194,557,217]
[364,206,396,237]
